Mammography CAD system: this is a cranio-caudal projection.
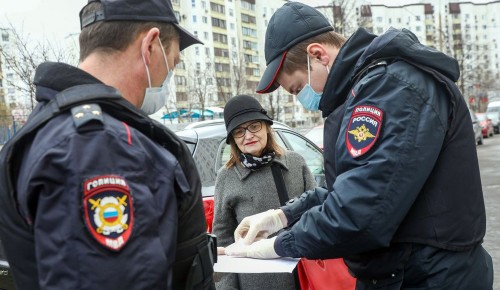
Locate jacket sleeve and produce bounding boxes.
[212,168,240,289]
[276,66,450,259]
[302,156,317,192]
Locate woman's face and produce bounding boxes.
[232,120,268,156]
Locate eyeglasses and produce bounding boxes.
[231,121,263,138]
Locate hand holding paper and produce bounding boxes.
[234,209,286,244]
[225,237,280,259]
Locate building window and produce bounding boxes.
[230,23,235,30]
[215,63,230,72]
[201,1,206,8]
[205,47,210,56]
[229,8,234,17]
[241,1,255,11]
[191,0,195,8]
[204,32,209,40]
[415,16,421,21]
[242,27,257,37]
[202,16,208,23]
[214,47,229,57]
[195,47,200,55]
[211,17,226,29]
[210,2,225,13]
[241,13,256,24]
[174,11,181,22]
[213,33,228,44]
[243,40,258,50]
[192,15,197,23]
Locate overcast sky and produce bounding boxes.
[0,0,492,45]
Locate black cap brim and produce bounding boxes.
[256,51,287,94]
[225,112,273,144]
[173,23,203,51]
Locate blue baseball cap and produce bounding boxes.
[80,0,203,51]
[256,2,333,94]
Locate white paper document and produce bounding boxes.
[214,255,300,273]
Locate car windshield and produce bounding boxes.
[476,114,487,121]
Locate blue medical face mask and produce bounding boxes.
[141,37,173,115]
[297,55,330,111]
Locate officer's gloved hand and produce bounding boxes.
[234,209,287,245]
[225,237,280,259]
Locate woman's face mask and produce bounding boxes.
[296,54,330,111]
[141,37,172,115]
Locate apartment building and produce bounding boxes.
[170,0,322,126]
[348,0,500,105]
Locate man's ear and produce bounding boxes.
[306,43,330,66]
[140,27,160,66]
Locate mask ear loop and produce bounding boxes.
[158,37,171,72]
[142,52,153,88]
[307,54,311,84]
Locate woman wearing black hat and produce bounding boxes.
[212,95,316,290]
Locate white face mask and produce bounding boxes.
[141,37,173,115]
[296,54,330,111]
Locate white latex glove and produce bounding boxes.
[225,237,280,259]
[234,209,286,245]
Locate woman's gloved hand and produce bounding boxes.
[225,237,280,259]
[234,209,287,245]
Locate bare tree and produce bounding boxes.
[0,22,76,112]
[187,63,212,121]
[231,52,249,96]
[316,0,358,36]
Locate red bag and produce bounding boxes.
[297,258,356,290]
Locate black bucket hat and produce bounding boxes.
[80,0,203,51]
[224,95,273,144]
[256,2,333,94]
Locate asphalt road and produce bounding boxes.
[477,134,500,289]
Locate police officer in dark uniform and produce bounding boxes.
[0,1,215,289]
[223,2,494,289]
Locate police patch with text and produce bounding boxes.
[83,175,134,251]
[346,105,384,158]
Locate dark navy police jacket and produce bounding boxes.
[275,28,489,281]
[0,62,212,290]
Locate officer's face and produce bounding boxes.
[151,39,180,87]
[277,58,329,96]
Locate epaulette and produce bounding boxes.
[70,103,104,132]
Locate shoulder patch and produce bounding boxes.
[83,175,134,251]
[71,103,103,131]
[346,105,384,158]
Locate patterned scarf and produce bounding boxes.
[239,151,276,171]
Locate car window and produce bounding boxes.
[305,127,323,145]
[487,106,500,113]
[280,131,324,175]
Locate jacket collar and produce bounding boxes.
[233,153,289,181]
[34,62,103,102]
[319,28,376,118]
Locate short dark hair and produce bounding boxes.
[79,2,179,61]
[282,31,346,74]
